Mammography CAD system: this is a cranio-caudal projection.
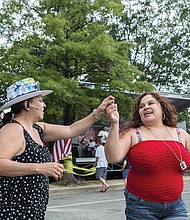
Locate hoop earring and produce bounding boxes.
[162,112,166,120]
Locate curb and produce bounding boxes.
[49,179,123,192]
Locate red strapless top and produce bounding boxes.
[126,140,190,202]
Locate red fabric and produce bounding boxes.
[52,139,72,162]
[126,140,190,203]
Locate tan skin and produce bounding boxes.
[105,94,190,164]
[0,95,115,180]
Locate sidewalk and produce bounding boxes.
[49,175,190,192]
[49,178,124,192]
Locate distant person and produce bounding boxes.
[0,77,115,220]
[85,138,96,157]
[97,125,109,146]
[77,136,89,157]
[93,139,109,192]
[121,158,130,188]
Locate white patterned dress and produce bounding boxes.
[0,122,51,220]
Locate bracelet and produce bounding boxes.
[92,109,101,121]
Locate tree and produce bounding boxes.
[0,0,153,124]
[110,0,190,93]
[0,0,154,185]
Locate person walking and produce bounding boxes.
[0,78,115,220]
[105,92,190,219]
[121,158,130,188]
[93,138,109,192]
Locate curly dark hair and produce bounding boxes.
[120,92,178,135]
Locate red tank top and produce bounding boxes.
[126,130,190,203]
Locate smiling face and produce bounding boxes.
[138,94,163,126]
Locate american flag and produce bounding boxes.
[52,138,72,162]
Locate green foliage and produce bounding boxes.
[0,0,154,124]
[111,0,190,93]
[179,109,190,134]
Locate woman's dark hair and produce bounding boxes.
[120,92,178,135]
[0,101,26,128]
[0,112,13,129]
[2,112,12,124]
[0,111,13,128]
[11,101,26,115]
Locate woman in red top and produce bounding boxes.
[105,92,190,220]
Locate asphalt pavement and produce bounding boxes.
[47,175,190,220]
[49,175,190,193]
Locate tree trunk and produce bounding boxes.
[54,154,81,186]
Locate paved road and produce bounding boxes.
[45,177,190,220]
[46,182,125,220]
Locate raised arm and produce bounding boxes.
[105,103,131,163]
[39,95,115,142]
[180,128,190,154]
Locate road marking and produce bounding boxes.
[47,198,124,209]
[183,191,190,194]
[47,191,190,210]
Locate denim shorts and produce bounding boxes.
[124,189,188,220]
[122,169,129,179]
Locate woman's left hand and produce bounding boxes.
[106,103,119,124]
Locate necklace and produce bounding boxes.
[145,125,187,171]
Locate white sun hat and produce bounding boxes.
[0,78,53,111]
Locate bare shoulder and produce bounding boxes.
[0,123,25,157]
[0,122,23,137]
[118,128,138,152]
[120,127,136,137]
[120,127,136,142]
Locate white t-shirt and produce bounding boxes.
[89,141,96,148]
[95,145,108,168]
[97,130,109,144]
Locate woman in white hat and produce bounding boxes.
[0,78,115,220]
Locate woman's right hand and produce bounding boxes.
[38,162,65,180]
[106,103,119,124]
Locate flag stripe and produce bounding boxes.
[64,139,72,156]
[52,139,72,162]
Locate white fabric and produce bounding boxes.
[97,130,109,144]
[89,141,96,148]
[95,145,108,168]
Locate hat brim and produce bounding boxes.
[0,90,53,111]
